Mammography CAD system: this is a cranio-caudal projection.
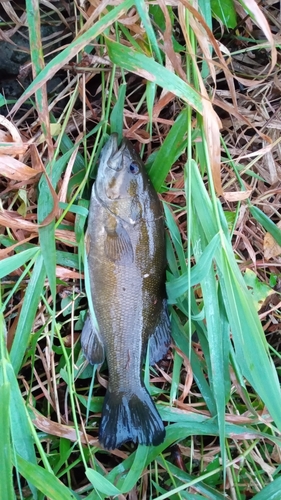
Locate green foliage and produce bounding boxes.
[244,269,274,310]
[0,372,14,500]
[249,204,281,246]
[106,38,203,114]
[211,0,237,28]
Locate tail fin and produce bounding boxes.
[99,386,165,450]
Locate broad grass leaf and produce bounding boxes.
[38,151,74,306]
[110,83,127,142]
[190,210,226,473]
[0,247,39,279]
[164,202,187,273]
[14,454,76,500]
[170,350,182,403]
[10,253,46,374]
[106,39,203,115]
[197,264,226,465]
[249,205,281,246]
[150,108,189,191]
[218,248,281,432]
[0,379,14,500]
[74,199,89,246]
[157,457,226,500]
[39,220,56,300]
[151,420,281,456]
[38,178,57,301]
[56,251,80,270]
[166,232,220,302]
[86,468,122,496]
[166,232,180,277]
[59,202,89,218]
[211,0,237,28]
[119,445,149,493]
[6,362,37,499]
[251,475,281,500]
[189,161,281,432]
[243,269,274,310]
[146,81,157,131]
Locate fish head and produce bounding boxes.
[95,134,150,219]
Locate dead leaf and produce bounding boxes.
[55,266,83,280]
[0,142,29,156]
[0,155,42,181]
[264,220,281,260]
[0,115,22,143]
[223,189,252,201]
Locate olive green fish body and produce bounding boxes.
[81,135,171,449]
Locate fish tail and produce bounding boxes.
[99,386,165,450]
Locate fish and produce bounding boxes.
[81,134,171,450]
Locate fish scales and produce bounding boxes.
[81,134,171,449]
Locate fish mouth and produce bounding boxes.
[107,135,128,172]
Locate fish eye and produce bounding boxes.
[129,161,139,174]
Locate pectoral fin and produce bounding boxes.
[149,299,171,365]
[104,216,134,264]
[81,315,105,365]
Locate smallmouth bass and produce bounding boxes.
[81,134,171,450]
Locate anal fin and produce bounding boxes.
[81,314,104,365]
[149,299,171,365]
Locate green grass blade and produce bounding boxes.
[150,109,189,190]
[119,445,149,493]
[10,253,46,374]
[146,81,157,133]
[0,369,14,500]
[110,83,127,142]
[14,454,77,500]
[38,152,70,301]
[38,219,56,301]
[166,232,220,301]
[26,0,50,147]
[190,203,226,474]
[219,247,281,431]
[157,457,226,500]
[251,475,281,500]
[56,251,80,270]
[6,362,38,499]
[86,469,122,496]
[0,247,39,279]
[134,0,162,63]
[249,204,281,246]
[199,265,226,470]
[170,350,182,403]
[106,39,203,115]
[190,160,281,432]
[164,202,187,272]
[211,0,237,28]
